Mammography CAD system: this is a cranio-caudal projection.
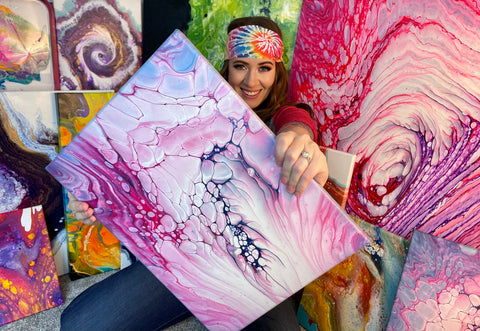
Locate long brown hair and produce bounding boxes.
[219,16,290,123]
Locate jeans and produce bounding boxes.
[61,260,302,331]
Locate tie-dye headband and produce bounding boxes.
[225,25,284,62]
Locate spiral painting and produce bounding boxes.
[46,30,369,330]
[290,0,480,248]
[54,0,142,91]
[0,206,63,327]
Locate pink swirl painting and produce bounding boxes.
[289,0,480,248]
[46,30,369,330]
[387,230,480,330]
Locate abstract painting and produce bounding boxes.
[57,91,121,277]
[289,0,480,248]
[298,218,409,331]
[0,91,67,275]
[187,0,303,70]
[0,206,63,327]
[322,148,356,208]
[387,230,480,331]
[0,0,59,90]
[46,30,369,330]
[53,0,142,91]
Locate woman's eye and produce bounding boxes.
[233,64,246,70]
[259,66,272,72]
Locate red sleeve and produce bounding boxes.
[272,105,318,142]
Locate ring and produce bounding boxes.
[301,151,312,163]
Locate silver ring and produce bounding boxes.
[301,151,312,162]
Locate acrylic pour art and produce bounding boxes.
[0,91,67,274]
[0,206,63,327]
[46,30,369,330]
[57,91,121,277]
[298,218,409,331]
[387,230,480,330]
[289,0,480,248]
[0,0,58,90]
[53,0,142,91]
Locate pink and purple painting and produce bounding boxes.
[53,0,142,91]
[0,0,59,90]
[387,230,480,330]
[289,0,480,248]
[0,206,63,327]
[46,30,369,330]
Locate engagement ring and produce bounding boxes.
[301,151,312,162]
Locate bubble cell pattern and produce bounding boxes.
[46,30,369,330]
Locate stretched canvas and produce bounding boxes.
[289,0,480,248]
[322,148,356,208]
[0,206,63,327]
[387,230,480,331]
[53,0,142,91]
[0,0,58,90]
[0,91,68,275]
[46,30,369,330]
[298,218,409,331]
[56,91,121,277]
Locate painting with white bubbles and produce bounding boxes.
[47,30,369,330]
[290,0,480,248]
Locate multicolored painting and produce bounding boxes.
[298,218,409,331]
[187,0,303,70]
[46,30,369,330]
[53,0,142,91]
[289,0,480,248]
[0,91,68,275]
[387,230,480,330]
[56,91,121,278]
[0,206,63,327]
[0,0,59,90]
[322,148,356,208]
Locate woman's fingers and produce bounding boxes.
[67,193,100,225]
[275,131,329,196]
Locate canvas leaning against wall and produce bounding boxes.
[0,0,59,90]
[53,0,142,91]
[0,206,63,327]
[56,91,121,278]
[289,0,480,249]
[46,30,370,330]
[0,91,68,275]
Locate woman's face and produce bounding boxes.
[228,57,276,109]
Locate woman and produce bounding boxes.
[62,16,328,331]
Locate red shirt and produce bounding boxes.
[272,105,318,142]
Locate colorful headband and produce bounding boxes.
[225,25,284,62]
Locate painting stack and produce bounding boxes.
[1,0,480,330]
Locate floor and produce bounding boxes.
[0,270,206,331]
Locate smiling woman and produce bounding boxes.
[61,16,329,331]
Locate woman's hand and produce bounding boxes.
[67,193,99,225]
[274,123,328,196]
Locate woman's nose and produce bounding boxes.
[244,69,258,87]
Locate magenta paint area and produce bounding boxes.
[387,230,480,330]
[46,30,369,330]
[290,0,480,248]
[0,206,63,326]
